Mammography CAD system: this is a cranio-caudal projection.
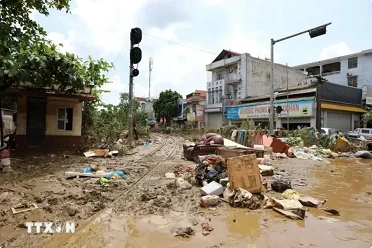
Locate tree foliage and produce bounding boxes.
[362,110,372,124]
[82,92,148,148]
[0,0,112,91]
[153,89,182,124]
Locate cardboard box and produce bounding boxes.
[227,154,262,193]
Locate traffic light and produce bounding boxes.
[276,106,283,114]
[309,26,327,38]
[130,27,142,77]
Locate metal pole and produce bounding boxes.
[275,22,332,43]
[128,42,134,148]
[286,63,289,135]
[269,39,275,134]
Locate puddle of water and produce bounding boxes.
[114,158,372,247]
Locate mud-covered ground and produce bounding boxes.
[1,135,372,248]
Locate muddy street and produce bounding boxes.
[0,135,372,248]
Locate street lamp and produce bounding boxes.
[269,22,332,135]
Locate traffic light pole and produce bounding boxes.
[128,42,134,148]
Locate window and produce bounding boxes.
[347,76,358,87]
[348,57,358,69]
[361,129,370,134]
[141,103,146,112]
[217,73,223,80]
[57,108,73,131]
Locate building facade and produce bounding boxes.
[294,49,372,89]
[205,49,306,128]
[226,82,365,132]
[184,90,206,128]
[134,97,155,121]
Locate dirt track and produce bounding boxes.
[1,135,372,248]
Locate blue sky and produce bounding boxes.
[31,0,372,104]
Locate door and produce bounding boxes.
[207,113,222,129]
[327,111,352,132]
[26,97,47,148]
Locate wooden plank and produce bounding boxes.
[11,203,38,215]
[64,172,110,178]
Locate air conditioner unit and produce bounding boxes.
[347,73,353,77]
[229,69,234,73]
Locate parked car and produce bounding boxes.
[321,128,337,136]
[346,128,372,140]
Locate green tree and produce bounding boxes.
[0,0,112,91]
[153,89,182,124]
[362,110,372,124]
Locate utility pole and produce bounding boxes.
[128,28,142,147]
[315,75,325,133]
[286,63,289,135]
[269,22,332,135]
[149,57,153,99]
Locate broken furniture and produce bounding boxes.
[183,143,224,162]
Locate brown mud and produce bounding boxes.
[1,136,372,248]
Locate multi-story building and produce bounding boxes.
[294,49,372,89]
[205,49,306,128]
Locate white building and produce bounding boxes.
[294,49,372,89]
[205,49,306,128]
[135,97,155,120]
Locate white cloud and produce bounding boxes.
[320,42,353,60]
[47,31,76,53]
[58,0,269,104]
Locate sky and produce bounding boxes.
[31,0,372,105]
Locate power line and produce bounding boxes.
[142,32,218,55]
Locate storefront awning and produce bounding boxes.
[321,102,366,113]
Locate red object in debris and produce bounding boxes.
[0,149,10,159]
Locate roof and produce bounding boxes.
[3,86,96,101]
[212,49,241,63]
[294,48,372,68]
[195,90,207,97]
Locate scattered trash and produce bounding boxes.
[320,208,340,216]
[200,181,224,196]
[201,223,214,235]
[165,172,176,179]
[273,207,304,220]
[11,203,38,215]
[231,188,264,210]
[299,196,325,207]
[354,150,372,159]
[172,227,195,238]
[106,171,126,179]
[282,189,300,200]
[200,195,221,208]
[259,164,274,176]
[176,178,192,190]
[271,178,292,193]
[99,178,110,187]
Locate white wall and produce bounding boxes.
[247,56,305,97]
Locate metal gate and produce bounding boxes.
[327,111,352,132]
[207,113,222,129]
[26,97,47,148]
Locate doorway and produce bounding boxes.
[26,97,46,148]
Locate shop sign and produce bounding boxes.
[195,105,205,121]
[226,100,313,119]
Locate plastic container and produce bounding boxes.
[200,181,224,196]
[200,195,221,208]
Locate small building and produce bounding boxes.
[2,86,95,151]
[134,97,155,121]
[172,98,187,124]
[205,49,306,129]
[184,90,206,128]
[226,82,366,132]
